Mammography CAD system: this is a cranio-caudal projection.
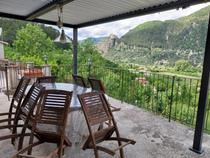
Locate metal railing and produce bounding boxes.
[92,66,210,132]
[51,64,210,132]
[0,66,8,97]
[0,61,46,99]
[1,61,207,132]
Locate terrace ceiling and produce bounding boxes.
[0,0,209,28]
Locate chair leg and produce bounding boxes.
[8,114,12,130]
[27,134,34,155]
[117,138,125,158]
[8,102,14,130]
[57,142,65,158]
[93,148,99,158]
[11,119,19,145]
[119,148,124,158]
[18,137,24,150]
[58,145,62,158]
[116,131,125,158]
[11,131,16,145]
[17,126,27,150]
[12,141,42,158]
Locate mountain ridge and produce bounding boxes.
[95,5,210,66]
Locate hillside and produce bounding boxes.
[0,18,59,44]
[99,5,210,66]
[84,37,106,44]
[121,6,210,51]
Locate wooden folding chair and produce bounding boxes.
[0,83,44,151]
[88,77,106,93]
[78,92,136,158]
[88,77,120,112]
[72,74,87,87]
[0,76,30,129]
[13,90,73,158]
[36,76,56,84]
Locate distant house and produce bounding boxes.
[135,77,148,85]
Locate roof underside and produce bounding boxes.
[0,0,209,28]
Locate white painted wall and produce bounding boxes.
[0,44,3,59]
[0,28,5,59]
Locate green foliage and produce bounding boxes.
[103,5,209,69]
[13,24,55,59]
[0,18,27,44]
[135,21,163,30]
[4,46,17,60]
[121,21,168,48]
[78,39,118,69]
[175,60,192,72]
[183,5,210,20]
[75,65,210,131]
[4,24,119,83]
[0,18,59,44]
[40,25,59,40]
[121,6,209,51]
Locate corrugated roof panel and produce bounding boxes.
[38,0,177,25]
[0,0,208,27]
[0,0,51,16]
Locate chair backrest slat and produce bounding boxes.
[14,89,73,157]
[19,83,44,118]
[36,76,56,84]
[12,77,30,104]
[72,74,87,87]
[78,92,112,126]
[35,90,72,133]
[78,92,135,158]
[12,83,45,150]
[8,77,30,120]
[88,77,105,93]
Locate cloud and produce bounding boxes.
[63,2,210,40]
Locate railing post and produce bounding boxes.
[42,64,51,76]
[120,69,124,102]
[169,76,175,122]
[87,58,92,77]
[5,66,9,100]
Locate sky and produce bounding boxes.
[64,2,210,40]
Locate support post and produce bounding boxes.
[191,14,210,154]
[73,28,78,75]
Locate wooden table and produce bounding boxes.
[27,83,91,111]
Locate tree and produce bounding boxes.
[175,60,192,72]
[40,25,59,40]
[13,24,55,58]
[0,18,27,44]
